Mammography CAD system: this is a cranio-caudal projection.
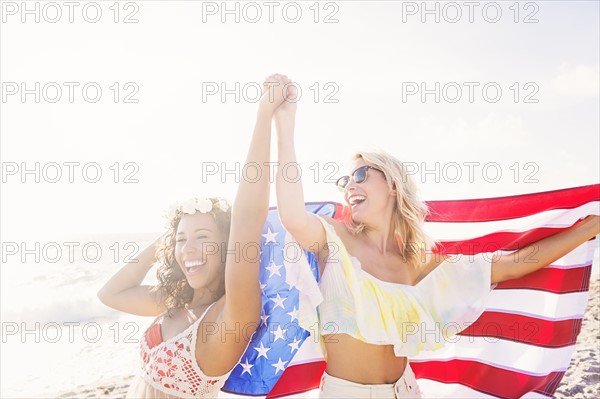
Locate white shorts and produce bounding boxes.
[319,362,422,398]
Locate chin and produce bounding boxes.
[181,271,208,290]
[187,276,208,290]
[350,207,369,223]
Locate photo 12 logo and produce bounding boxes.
[1,82,140,104]
[1,321,142,344]
[401,82,539,104]
[201,81,339,104]
[200,1,340,24]
[1,161,140,184]
[1,1,140,23]
[1,241,140,265]
[403,161,540,184]
[401,1,540,24]
[199,161,341,184]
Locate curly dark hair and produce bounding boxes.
[151,198,232,316]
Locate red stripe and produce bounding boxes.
[266,361,326,398]
[495,265,592,293]
[411,359,566,398]
[424,184,599,222]
[460,311,583,348]
[326,184,599,223]
[436,225,593,253]
[334,203,346,221]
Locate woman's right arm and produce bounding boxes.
[97,237,166,316]
[274,86,329,265]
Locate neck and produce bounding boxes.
[187,289,216,309]
[362,213,398,256]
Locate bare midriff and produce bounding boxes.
[323,333,407,384]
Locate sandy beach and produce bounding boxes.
[51,277,600,399]
[53,376,134,399]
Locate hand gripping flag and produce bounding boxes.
[222,184,599,398]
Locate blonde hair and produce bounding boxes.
[343,149,439,268]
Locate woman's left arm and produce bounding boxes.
[491,215,599,284]
[221,74,289,324]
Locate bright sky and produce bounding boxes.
[1,1,599,240]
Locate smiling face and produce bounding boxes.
[174,212,226,292]
[339,150,437,267]
[343,158,396,224]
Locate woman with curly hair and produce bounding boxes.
[98,74,294,398]
[273,85,600,398]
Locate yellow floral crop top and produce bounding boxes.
[284,214,496,357]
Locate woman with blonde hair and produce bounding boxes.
[272,87,600,398]
[98,74,294,398]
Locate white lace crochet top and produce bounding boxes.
[126,303,231,398]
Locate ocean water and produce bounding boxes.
[0,234,159,398]
[1,234,598,398]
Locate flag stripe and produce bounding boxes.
[411,360,565,398]
[266,362,326,398]
[437,226,596,253]
[521,392,554,399]
[459,311,583,347]
[425,184,599,222]
[494,264,591,293]
[416,379,554,399]
[410,336,575,374]
[486,288,589,320]
[415,379,506,399]
[427,201,599,240]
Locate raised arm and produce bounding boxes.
[97,237,166,316]
[491,215,600,284]
[220,74,287,326]
[274,83,329,266]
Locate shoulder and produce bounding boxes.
[311,214,346,239]
[319,215,349,236]
[311,215,353,265]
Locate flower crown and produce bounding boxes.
[164,197,230,227]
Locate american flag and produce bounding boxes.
[222,184,599,398]
[222,202,333,397]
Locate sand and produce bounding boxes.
[53,277,600,399]
[52,376,134,399]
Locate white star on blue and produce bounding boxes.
[223,204,336,395]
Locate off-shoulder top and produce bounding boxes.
[284,215,496,357]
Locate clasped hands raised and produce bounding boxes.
[258,73,298,133]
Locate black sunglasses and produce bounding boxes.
[336,165,384,191]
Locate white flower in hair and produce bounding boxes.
[163,196,230,228]
[180,198,199,215]
[216,198,230,212]
[195,198,213,213]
